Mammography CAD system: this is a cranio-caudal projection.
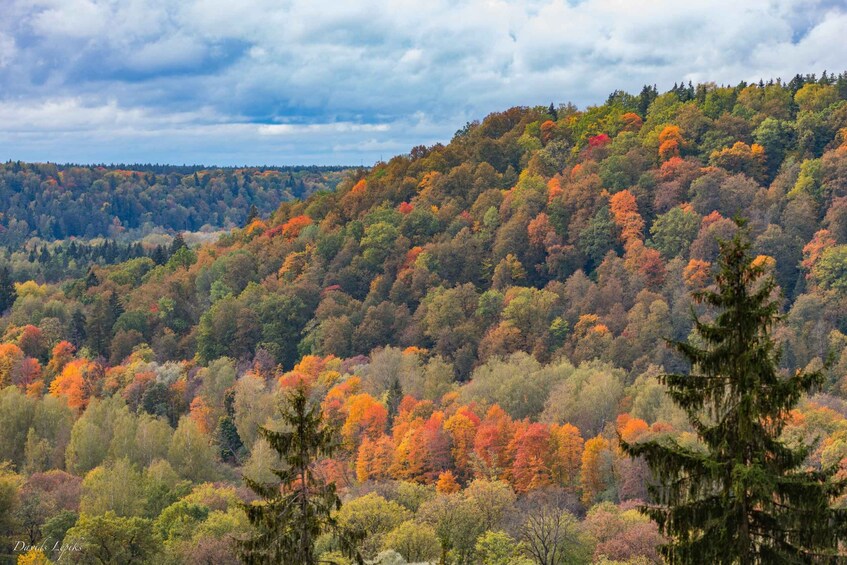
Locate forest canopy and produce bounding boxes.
[3,72,847,564]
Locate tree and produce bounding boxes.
[238,385,363,564]
[167,416,218,483]
[622,227,847,563]
[0,267,16,313]
[80,458,145,517]
[336,493,411,559]
[62,511,160,564]
[475,530,532,565]
[382,520,441,563]
[516,489,592,565]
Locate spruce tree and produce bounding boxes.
[0,267,15,313]
[169,232,187,256]
[239,384,363,565]
[246,204,259,226]
[623,228,847,563]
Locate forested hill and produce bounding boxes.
[0,163,353,247]
[5,73,847,563]
[9,72,847,373]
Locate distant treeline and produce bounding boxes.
[0,163,357,247]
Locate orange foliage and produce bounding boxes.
[245,219,267,237]
[510,422,554,492]
[609,190,644,244]
[356,434,395,482]
[397,201,414,214]
[618,415,650,443]
[547,177,563,203]
[279,355,336,391]
[46,341,75,377]
[621,112,643,132]
[49,359,97,410]
[473,405,514,480]
[540,120,557,144]
[322,376,362,426]
[710,142,766,180]
[436,470,461,494]
[624,240,666,287]
[394,411,451,484]
[444,407,480,480]
[350,178,367,195]
[392,418,427,481]
[658,125,685,161]
[552,423,584,489]
[527,212,556,248]
[581,435,613,504]
[342,393,388,448]
[683,259,712,289]
[189,396,214,434]
[281,215,313,240]
[26,380,44,398]
[802,229,836,275]
[0,343,24,387]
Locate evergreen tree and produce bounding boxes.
[385,376,403,428]
[0,267,15,313]
[69,309,87,347]
[239,385,363,565]
[169,233,187,256]
[246,204,259,225]
[151,245,167,265]
[623,227,847,563]
[84,268,99,289]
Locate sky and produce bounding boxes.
[0,0,846,166]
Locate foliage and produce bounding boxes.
[623,229,847,562]
[238,385,363,564]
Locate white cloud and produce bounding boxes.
[0,0,845,164]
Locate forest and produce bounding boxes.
[2,71,847,563]
[0,163,351,248]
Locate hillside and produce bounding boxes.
[0,163,351,248]
[3,72,847,563]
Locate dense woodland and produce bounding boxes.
[3,72,847,563]
[0,164,350,248]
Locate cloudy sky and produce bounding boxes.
[1,0,845,166]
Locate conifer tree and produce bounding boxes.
[246,204,259,226]
[239,384,363,565]
[0,267,15,313]
[623,227,847,563]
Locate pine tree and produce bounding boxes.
[622,227,847,563]
[246,204,259,226]
[385,376,403,428]
[0,267,15,313]
[169,233,187,256]
[239,385,363,565]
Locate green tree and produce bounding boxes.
[475,530,532,565]
[623,227,847,563]
[238,385,363,564]
[0,267,16,313]
[336,493,411,559]
[62,511,160,564]
[382,521,441,563]
[649,206,700,259]
[813,245,847,293]
[167,416,219,483]
[80,458,145,517]
[578,206,617,271]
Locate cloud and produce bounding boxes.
[0,0,845,164]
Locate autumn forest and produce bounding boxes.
[3,72,847,564]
